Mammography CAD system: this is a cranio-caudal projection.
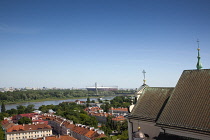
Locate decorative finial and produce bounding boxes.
[196,39,202,70]
[138,126,141,131]
[131,96,134,105]
[142,70,146,85]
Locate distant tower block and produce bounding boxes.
[196,39,203,70]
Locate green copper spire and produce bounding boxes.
[196,40,202,70]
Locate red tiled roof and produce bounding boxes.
[109,108,128,111]
[84,107,103,112]
[85,130,96,137]
[19,113,38,117]
[7,125,25,132]
[32,119,48,124]
[1,120,9,125]
[7,123,52,132]
[41,114,107,140]
[1,120,15,130]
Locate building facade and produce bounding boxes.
[5,123,52,140]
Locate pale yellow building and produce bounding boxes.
[5,123,52,140]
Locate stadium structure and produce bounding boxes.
[86,83,118,91]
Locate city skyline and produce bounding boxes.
[0,0,210,88]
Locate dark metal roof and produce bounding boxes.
[156,69,210,134]
[130,87,174,122]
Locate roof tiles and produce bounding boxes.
[131,87,174,121]
[157,69,210,134]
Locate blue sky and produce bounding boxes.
[0,0,210,88]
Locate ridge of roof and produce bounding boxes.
[156,69,210,134]
[130,87,174,121]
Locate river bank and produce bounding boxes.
[0,96,116,112]
[4,96,102,104]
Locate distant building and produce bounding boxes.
[109,107,128,116]
[13,113,48,125]
[86,83,118,91]
[86,86,118,91]
[112,116,126,123]
[84,107,103,113]
[14,113,41,121]
[1,120,52,140]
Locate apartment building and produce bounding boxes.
[4,123,52,140]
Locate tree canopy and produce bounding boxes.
[0,89,115,103]
[18,117,32,124]
[1,102,6,113]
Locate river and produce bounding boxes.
[1,96,116,112]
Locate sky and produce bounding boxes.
[0,0,210,89]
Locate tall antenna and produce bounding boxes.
[95,82,98,95]
[196,39,202,70]
[142,70,146,85]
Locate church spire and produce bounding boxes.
[142,70,146,85]
[196,39,202,70]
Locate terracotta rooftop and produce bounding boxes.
[42,114,106,140]
[19,113,39,117]
[84,107,103,112]
[1,120,15,130]
[110,108,128,112]
[130,87,174,122]
[72,126,90,135]
[85,130,96,138]
[1,119,9,125]
[156,69,210,135]
[7,125,25,132]
[7,123,52,132]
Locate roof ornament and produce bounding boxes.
[142,70,146,85]
[196,39,203,70]
[133,124,145,139]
